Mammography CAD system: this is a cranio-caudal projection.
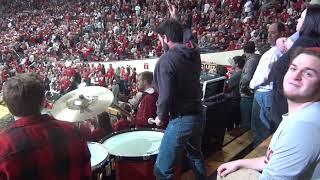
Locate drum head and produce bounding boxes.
[101,129,164,159]
[87,142,109,170]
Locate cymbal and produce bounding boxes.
[51,86,114,122]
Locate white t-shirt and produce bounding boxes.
[244,0,253,13]
[261,102,320,180]
[204,3,210,14]
[135,5,141,15]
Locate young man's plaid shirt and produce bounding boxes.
[0,115,91,180]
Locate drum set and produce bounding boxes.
[47,86,166,180]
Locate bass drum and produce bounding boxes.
[100,128,164,180]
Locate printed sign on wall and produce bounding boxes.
[144,63,149,70]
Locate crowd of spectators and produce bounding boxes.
[0,0,310,99]
[0,0,306,62]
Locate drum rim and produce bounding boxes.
[88,142,109,171]
[99,128,164,161]
[99,128,164,143]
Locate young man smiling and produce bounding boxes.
[217,47,320,180]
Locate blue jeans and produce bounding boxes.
[240,96,253,130]
[251,90,272,146]
[154,114,207,180]
[255,90,272,130]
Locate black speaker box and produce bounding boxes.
[201,97,227,157]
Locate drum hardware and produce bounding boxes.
[110,103,134,120]
[145,149,159,155]
[50,86,114,122]
[104,161,112,178]
[107,107,121,116]
[110,157,115,170]
[142,155,151,161]
[97,173,103,180]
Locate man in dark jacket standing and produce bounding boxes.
[152,1,207,180]
[239,41,260,130]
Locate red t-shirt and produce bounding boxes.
[117,47,124,55]
[62,80,71,91]
[106,68,115,79]
[96,65,103,72]
[66,67,75,77]
[123,72,129,81]
[82,70,90,80]
[1,71,8,81]
[97,75,105,86]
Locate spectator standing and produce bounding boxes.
[112,79,120,105]
[249,22,285,146]
[225,56,245,129]
[239,41,260,130]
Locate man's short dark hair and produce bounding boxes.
[276,22,286,34]
[289,47,320,64]
[216,65,227,76]
[154,18,184,43]
[233,56,245,69]
[3,73,45,116]
[139,71,153,85]
[243,41,256,54]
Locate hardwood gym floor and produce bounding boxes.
[181,129,255,180]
